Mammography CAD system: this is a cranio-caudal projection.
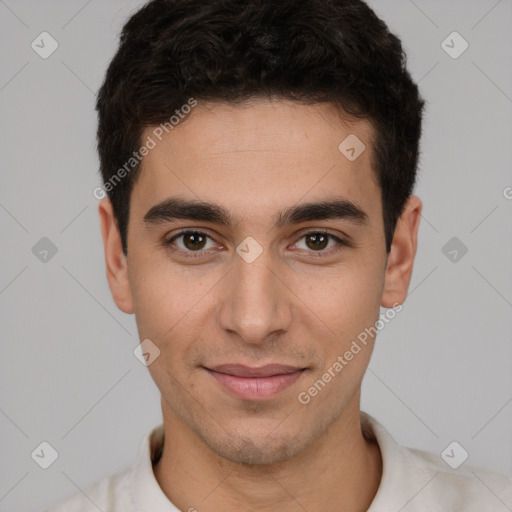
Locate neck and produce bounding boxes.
[153,396,382,512]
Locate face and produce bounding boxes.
[100,98,421,465]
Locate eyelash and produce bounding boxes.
[163,229,349,258]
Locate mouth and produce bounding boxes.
[203,364,307,400]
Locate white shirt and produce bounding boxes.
[44,411,512,511]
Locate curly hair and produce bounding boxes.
[96,0,425,254]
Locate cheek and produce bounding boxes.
[297,267,382,403]
[128,255,215,365]
[127,250,186,340]
[300,260,383,339]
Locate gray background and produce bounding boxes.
[1,1,511,511]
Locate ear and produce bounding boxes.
[381,195,422,308]
[98,199,134,314]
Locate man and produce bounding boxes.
[46,0,512,510]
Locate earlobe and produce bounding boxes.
[98,199,135,314]
[381,195,422,308]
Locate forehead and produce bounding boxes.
[133,99,381,228]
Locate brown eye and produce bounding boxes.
[166,230,216,253]
[294,231,347,255]
[304,233,329,251]
[182,232,207,250]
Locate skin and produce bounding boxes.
[99,98,422,511]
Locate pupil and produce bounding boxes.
[307,233,328,250]
[185,232,205,250]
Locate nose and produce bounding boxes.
[217,247,294,346]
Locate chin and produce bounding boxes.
[201,427,306,466]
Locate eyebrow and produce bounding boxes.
[143,197,369,229]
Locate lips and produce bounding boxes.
[209,364,303,378]
[205,364,306,400]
